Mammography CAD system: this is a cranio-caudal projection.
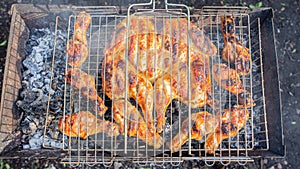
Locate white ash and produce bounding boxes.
[17,28,67,150]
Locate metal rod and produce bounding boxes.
[258,17,270,150]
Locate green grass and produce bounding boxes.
[249,1,262,9]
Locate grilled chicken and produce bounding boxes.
[67,11,91,67]
[66,68,107,116]
[103,54,155,131]
[204,108,249,154]
[212,64,254,108]
[221,16,251,75]
[105,33,171,83]
[154,73,178,133]
[167,111,218,153]
[104,16,217,132]
[154,59,217,133]
[107,16,217,60]
[162,18,217,57]
[58,111,119,139]
[112,100,163,149]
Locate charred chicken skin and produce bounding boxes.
[58,111,119,139]
[67,11,91,67]
[112,100,163,149]
[66,68,107,116]
[154,58,217,133]
[103,54,155,131]
[167,111,218,153]
[221,16,251,75]
[204,108,249,154]
[106,16,217,65]
[212,64,254,108]
[109,16,217,55]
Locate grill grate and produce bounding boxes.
[43,3,268,166]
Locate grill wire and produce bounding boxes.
[43,5,268,166]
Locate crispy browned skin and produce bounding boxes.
[58,111,119,139]
[112,16,217,57]
[221,16,251,75]
[212,64,254,108]
[154,73,178,133]
[105,33,169,83]
[167,111,218,153]
[112,100,163,149]
[154,58,217,133]
[162,18,217,57]
[106,16,217,67]
[66,68,107,116]
[204,108,249,154]
[67,11,91,67]
[103,54,155,131]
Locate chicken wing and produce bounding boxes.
[204,108,249,154]
[58,111,119,139]
[112,99,163,149]
[66,68,107,116]
[167,111,218,153]
[212,64,254,108]
[67,11,91,67]
[221,16,251,75]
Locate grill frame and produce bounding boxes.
[0,4,284,164]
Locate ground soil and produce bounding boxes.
[0,0,299,168]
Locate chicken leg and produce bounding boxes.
[204,108,249,154]
[167,111,218,153]
[58,111,119,139]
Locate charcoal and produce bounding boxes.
[50,140,63,149]
[23,90,38,103]
[28,122,37,133]
[22,144,30,150]
[29,136,42,150]
[43,138,51,147]
[17,28,68,150]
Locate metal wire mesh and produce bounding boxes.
[43,4,268,165]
